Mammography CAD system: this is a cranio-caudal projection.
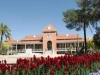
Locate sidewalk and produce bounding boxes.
[0,53,65,64]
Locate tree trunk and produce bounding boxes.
[0,35,3,55]
[84,21,87,53]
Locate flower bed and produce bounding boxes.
[0,53,100,75]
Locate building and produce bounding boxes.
[6,24,91,54]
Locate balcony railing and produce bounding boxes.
[32,49,43,53]
[57,48,76,52]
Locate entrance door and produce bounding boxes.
[47,41,52,50]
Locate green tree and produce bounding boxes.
[87,40,95,50]
[0,23,11,55]
[89,0,100,27]
[2,42,12,55]
[63,0,98,53]
[93,27,100,49]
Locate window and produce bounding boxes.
[47,26,51,30]
[47,35,49,38]
[49,34,52,38]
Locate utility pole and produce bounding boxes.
[76,34,79,54]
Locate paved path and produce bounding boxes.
[0,53,65,64]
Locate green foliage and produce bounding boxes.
[63,1,96,31]
[63,0,100,30]
[93,27,100,49]
[2,42,12,55]
[63,0,100,53]
[0,23,11,39]
[75,0,90,9]
[0,23,11,54]
[93,0,100,8]
[87,40,95,49]
[63,9,80,31]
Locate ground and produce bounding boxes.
[0,53,65,64]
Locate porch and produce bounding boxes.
[7,42,84,55]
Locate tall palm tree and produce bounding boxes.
[0,23,11,55]
[63,0,96,53]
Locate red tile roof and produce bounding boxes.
[7,41,42,44]
[5,24,92,44]
[56,34,82,39]
[57,40,84,43]
[42,24,57,32]
[21,35,42,41]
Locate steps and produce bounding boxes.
[44,50,53,55]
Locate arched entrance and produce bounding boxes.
[47,41,52,50]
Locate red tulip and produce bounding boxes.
[1,65,7,73]
[4,60,6,64]
[10,70,12,74]
[25,66,28,73]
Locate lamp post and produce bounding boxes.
[76,34,79,54]
[66,34,68,53]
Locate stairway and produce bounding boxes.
[44,50,53,55]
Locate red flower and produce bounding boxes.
[30,63,37,70]
[33,55,36,62]
[7,65,10,70]
[19,62,24,68]
[1,65,7,73]
[44,73,48,75]
[10,70,12,74]
[11,65,14,70]
[64,67,69,71]
[50,70,54,75]
[25,66,28,73]
[4,60,6,64]
[15,66,19,71]
[64,71,66,75]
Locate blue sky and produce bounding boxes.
[0,0,95,40]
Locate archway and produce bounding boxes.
[47,41,52,50]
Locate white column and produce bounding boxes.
[33,44,35,51]
[7,46,9,55]
[78,42,79,48]
[11,46,13,55]
[16,44,17,53]
[82,42,84,46]
[25,44,26,50]
[74,43,76,52]
[65,43,66,48]
[34,44,35,50]
[65,43,66,50]
[74,43,76,47]
[53,49,55,55]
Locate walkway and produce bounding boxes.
[0,53,65,64]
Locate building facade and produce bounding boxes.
[6,24,91,54]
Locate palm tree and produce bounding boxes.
[0,23,11,55]
[63,0,96,53]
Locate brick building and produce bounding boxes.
[6,24,91,54]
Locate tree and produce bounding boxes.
[63,0,94,53]
[93,27,100,49]
[89,0,100,28]
[62,0,100,53]
[2,42,12,55]
[93,0,100,9]
[87,40,95,50]
[0,23,11,55]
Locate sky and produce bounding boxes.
[0,0,96,40]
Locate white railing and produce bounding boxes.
[8,49,43,53]
[32,49,43,52]
[57,48,76,52]
[17,49,26,53]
